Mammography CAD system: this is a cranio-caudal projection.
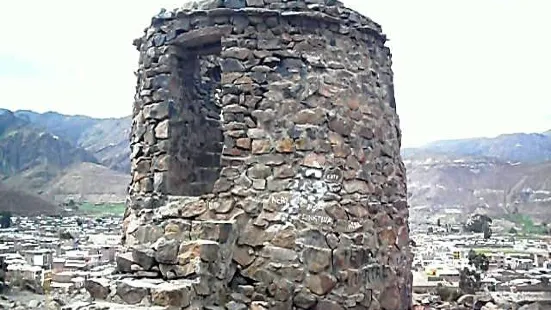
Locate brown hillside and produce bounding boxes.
[2,163,61,193]
[0,183,58,215]
[42,162,129,204]
[405,151,551,221]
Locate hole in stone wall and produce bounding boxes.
[166,40,223,196]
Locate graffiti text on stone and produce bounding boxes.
[299,214,333,225]
[347,264,391,287]
[270,195,288,205]
[323,167,343,183]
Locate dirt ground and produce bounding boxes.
[0,288,46,308]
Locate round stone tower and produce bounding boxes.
[121,0,412,309]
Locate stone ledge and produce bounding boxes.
[183,9,385,41]
[85,277,197,308]
[174,0,346,13]
[135,7,386,49]
[173,26,233,48]
[62,301,170,310]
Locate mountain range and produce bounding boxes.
[0,108,549,219]
[9,109,131,172]
[407,131,551,164]
[0,109,130,206]
[403,131,551,223]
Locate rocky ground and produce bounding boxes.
[412,292,550,310]
[0,287,164,310]
[1,288,549,310]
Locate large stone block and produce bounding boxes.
[174,26,233,48]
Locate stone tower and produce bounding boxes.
[119,0,412,309]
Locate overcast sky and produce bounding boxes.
[0,1,549,147]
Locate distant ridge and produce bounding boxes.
[11,109,131,172]
[0,109,130,208]
[43,162,128,203]
[0,109,98,192]
[409,131,551,164]
[0,183,58,215]
[404,129,551,221]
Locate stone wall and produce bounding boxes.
[117,0,412,309]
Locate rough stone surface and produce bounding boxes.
[118,0,412,309]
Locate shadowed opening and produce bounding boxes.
[166,38,223,196]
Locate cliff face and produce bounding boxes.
[0,110,97,178]
[14,110,131,172]
[414,131,551,164]
[404,148,551,222]
[0,109,128,206]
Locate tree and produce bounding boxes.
[468,251,490,272]
[0,212,12,228]
[0,257,6,293]
[476,255,490,272]
[542,222,549,235]
[428,227,434,234]
[461,250,490,294]
[483,222,492,239]
[459,267,481,294]
[464,214,492,233]
[467,249,477,261]
[59,231,74,240]
[509,227,517,234]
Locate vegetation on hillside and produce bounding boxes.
[503,213,548,235]
[463,214,492,239]
[0,211,12,228]
[75,202,125,217]
[459,250,490,294]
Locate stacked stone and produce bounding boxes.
[112,0,412,309]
